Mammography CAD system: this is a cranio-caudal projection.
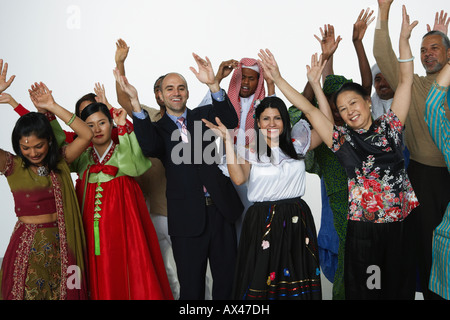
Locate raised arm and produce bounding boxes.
[389,5,418,125]
[353,8,375,95]
[94,82,113,110]
[214,59,239,85]
[427,10,449,35]
[373,0,400,90]
[0,92,19,109]
[113,67,142,114]
[202,116,251,186]
[302,24,342,103]
[114,38,134,117]
[263,69,276,96]
[314,24,342,82]
[95,81,133,132]
[0,60,21,110]
[258,49,334,147]
[436,61,450,86]
[114,68,164,158]
[189,53,220,93]
[29,82,93,163]
[0,59,15,94]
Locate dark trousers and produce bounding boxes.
[171,203,237,300]
[344,218,416,300]
[407,160,450,300]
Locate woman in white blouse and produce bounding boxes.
[203,96,323,300]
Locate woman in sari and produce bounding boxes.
[0,81,92,300]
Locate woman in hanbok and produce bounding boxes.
[71,102,173,300]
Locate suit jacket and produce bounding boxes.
[133,93,244,237]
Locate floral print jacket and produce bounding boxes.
[331,110,419,223]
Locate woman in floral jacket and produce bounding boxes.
[259,5,419,299]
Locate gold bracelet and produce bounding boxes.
[66,113,76,126]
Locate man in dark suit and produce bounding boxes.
[114,53,243,300]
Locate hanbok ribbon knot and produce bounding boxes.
[89,164,118,177]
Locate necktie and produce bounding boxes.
[177,117,188,143]
[177,117,208,196]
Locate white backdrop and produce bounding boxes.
[0,0,447,280]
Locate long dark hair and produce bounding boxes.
[12,112,60,172]
[254,96,299,161]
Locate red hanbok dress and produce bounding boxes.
[71,124,173,300]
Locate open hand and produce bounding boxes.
[427,10,449,34]
[94,82,113,109]
[190,53,216,86]
[314,24,341,58]
[353,8,375,42]
[0,59,15,93]
[400,5,419,40]
[115,38,130,64]
[202,116,230,141]
[306,53,327,85]
[257,49,280,82]
[29,82,56,111]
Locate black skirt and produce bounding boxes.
[232,197,322,300]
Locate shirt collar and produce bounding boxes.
[167,109,188,124]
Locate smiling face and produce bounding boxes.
[19,134,50,167]
[85,111,113,149]
[336,90,372,131]
[239,68,259,98]
[158,73,189,117]
[421,34,450,74]
[374,73,395,100]
[256,107,283,147]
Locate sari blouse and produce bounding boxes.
[0,149,88,299]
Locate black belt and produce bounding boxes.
[205,196,214,206]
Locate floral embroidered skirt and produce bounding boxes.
[1,221,61,300]
[232,197,322,300]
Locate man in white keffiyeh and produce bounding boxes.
[370,63,395,120]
